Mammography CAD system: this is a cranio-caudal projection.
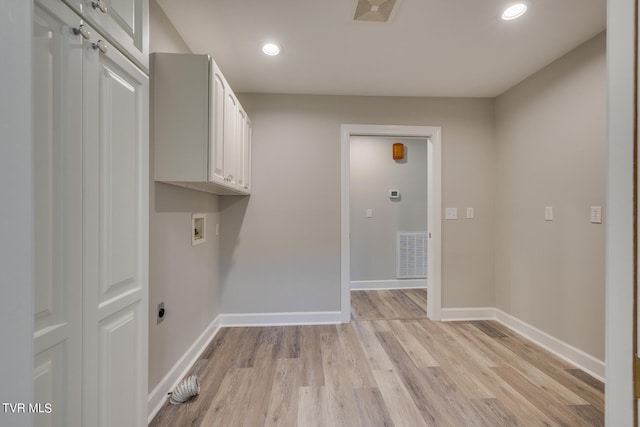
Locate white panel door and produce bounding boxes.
[32,2,84,426]
[82,32,149,427]
[210,62,226,185]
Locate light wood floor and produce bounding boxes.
[150,289,604,426]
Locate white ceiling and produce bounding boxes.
[156,0,606,98]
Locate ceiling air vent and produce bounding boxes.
[354,0,397,22]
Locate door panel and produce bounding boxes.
[98,303,141,427]
[99,63,138,299]
[83,32,148,427]
[34,347,61,427]
[32,2,83,426]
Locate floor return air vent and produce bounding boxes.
[397,232,427,279]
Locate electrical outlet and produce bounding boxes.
[157,302,165,324]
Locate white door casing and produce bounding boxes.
[340,124,442,322]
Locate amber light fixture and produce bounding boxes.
[392,142,404,160]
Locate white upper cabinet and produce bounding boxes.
[153,53,252,196]
[62,0,148,71]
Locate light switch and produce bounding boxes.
[545,206,553,221]
[445,208,458,220]
[590,206,602,224]
[366,209,373,218]
[466,208,474,219]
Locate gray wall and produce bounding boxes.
[494,32,606,360]
[0,2,34,425]
[148,0,223,392]
[350,136,428,282]
[146,9,607,400]
[226,95,496,313]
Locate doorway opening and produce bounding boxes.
[340,124,442,323]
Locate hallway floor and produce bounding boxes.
[150,289,603,426]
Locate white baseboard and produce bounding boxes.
[147,315,222,423]
[218,311,343,327]
[351,279,427,290]
[494,309,605,382]
[148,306,604,423]
[440,307,496,321]
[440,307,605,382]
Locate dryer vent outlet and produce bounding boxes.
[157,302,165,324]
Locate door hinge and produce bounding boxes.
[635,356,640,399]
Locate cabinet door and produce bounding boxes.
[209,63,226,185]
[32,2,84,426]
[236,106,252,194]
[82,33,149,427]
[223,89,238,187]
[236,106,247,190]
[244,118,252,193]
[81,0,148,71]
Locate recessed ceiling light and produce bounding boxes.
[501,3,528,21]
[262,42,281,56]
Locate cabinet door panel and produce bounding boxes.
[236,106,247,190]
[234,106,251,194]
[210,65,226,185]
[244,118,252,193]
[82,0,148,71]
[83,34,148,427]
[223,91,238,187]
[33,2,83,426]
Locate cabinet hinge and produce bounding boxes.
[635,356,640,399]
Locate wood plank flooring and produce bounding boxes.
[150,289,604,426]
